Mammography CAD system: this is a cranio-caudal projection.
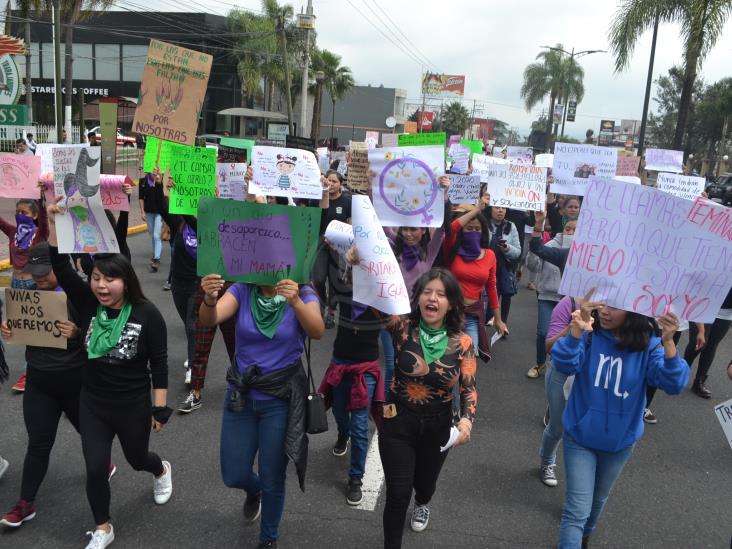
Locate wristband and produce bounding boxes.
[203,297,217,307]
[152,406,173,424]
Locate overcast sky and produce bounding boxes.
[131,0,732,139]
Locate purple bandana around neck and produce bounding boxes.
[146,173,155,187]
[351,301,368,321]
[457,231,482,261]
[182,223,198,258]
[14,213,37,250]
[401,244,420,271]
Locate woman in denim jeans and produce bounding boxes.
[552,298,688,548]
[198,274,323,549]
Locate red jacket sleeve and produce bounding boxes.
[0,216,15,239]
[35,204,49,243]
[442,218,462,262]
[484,251,500,310]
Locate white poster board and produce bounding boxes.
[656,172,705,202]
[507,146,533,164]
[535,153,554,169]
[324,220,353,256]
[645,148,684,173]
[381,133,398,148]
[37,143,89,176]
[447,144,470,174]
[714,398,732,451]
[558,178,732,323]
[351,195,410,315]
[486,164,546,211]
[471,153,508,183]
[447,174,481,204]
[249,146,322,200]
[216,163,247,201]
[551,143,617,195]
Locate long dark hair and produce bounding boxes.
[394,227,431,261]
[409,268,465,335]
[445,210,491,266]
[590,309,654,352]
[92,254,148,305]
[325,169,344,184]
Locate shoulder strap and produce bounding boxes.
[305,337,316,393]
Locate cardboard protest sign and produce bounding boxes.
[447,174,481,204]
[351,195,410,315]
[197,196,321,284]
[559,178,732,323]
[507,146,533,164]
[471,153,508,183]
[397,132,446,148]
[645,148,683,173]
[535,153,553,168]
[99,175,134,211]
[0,154,41,198]
[133,39,213,146]
[4,288,68,349]
[447,144,469,174]
[368,145,445,227]
[486,164,546,211]
[364,131,379,149]
[142,136,192,174]
[551,143,617,195]
[347,147,370,192]
[248,146,322,200]
[286,134,316,153]
[381,133,398,148]
[324,220,353,256]
[53,146,120,254]
[216,163,247,201]
[168,145,217,215]
[615,155,641,177]
[656,172,705,202]
[714,398,732,450]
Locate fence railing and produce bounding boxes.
[0,125,82,151]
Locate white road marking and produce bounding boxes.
[355,432,384,511]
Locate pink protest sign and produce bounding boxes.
[0,154,41,198]
[559,178,732,323]
[615,155,641,177]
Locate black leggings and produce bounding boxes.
[379,403,451,549]
[684,318,731,383]
[312,243,338,312]
[171,277,199,364]
[80,389,163,525]
[20,366,82,503]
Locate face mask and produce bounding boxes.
[458,231,482,261]
[401,244,420,271]
[14,213,37,250]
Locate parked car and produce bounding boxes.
[88,126,137,147]
[197,134,222,146]
[705,173,732,202]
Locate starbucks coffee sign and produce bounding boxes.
[0,54,21,105]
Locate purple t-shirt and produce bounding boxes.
[547,295,580,340]
[227,283,319,399]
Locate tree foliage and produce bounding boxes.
[442,101,470,136]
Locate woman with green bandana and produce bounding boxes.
[198,273,324,549]
[46,200,172,549]
[376,267,477,549]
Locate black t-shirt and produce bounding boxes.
[320,192,352,234]
[154,183,198,282]
[139,179,159,214]
[332,301,383,362]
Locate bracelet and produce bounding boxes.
[202,297,216,307]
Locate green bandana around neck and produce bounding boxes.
[419,319,448,365]
[250,286,288,339]
[87,303,132,359]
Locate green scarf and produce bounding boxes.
[87,303,132,359]
[250,286,287,339]
[419,319,448,365]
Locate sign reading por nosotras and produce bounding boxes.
[4,289,68,349]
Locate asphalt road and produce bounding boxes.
[0,232,730,549]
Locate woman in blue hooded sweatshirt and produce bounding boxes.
[552,301,688,549]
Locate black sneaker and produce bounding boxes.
[332,434,349,457]
[243,491,262,522]
[178,391,202,414]
[347,478,363,506]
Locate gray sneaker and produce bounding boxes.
[540,464,558,487]
[178,391,202,414]
[410,504,430,532]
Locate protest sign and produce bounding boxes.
[558,178,732,323]
[286,134,316,153]
[656,172,705,201]
[492,146,506,158]
[197,196,321,284]
[347,147,370,192]
[471,153,508,183]
[99,175,134,211]
[4,289,68,349]
[615,155,641,177]
[324,220,353,256]
[248,146,322,200]
[0,154,41,198]
[168,145,217,215]
[507,146,533,164]
[461,139,483,158]
[336,158,348,177]
[220,137,254,163]
[448,135,461,147]
[447,144,469,174]
[447,174,481,204]
[132,39,213,146]
[486,164,546,211]
[316,147,330,173]
[551,143,617,195]
[142,136,192,173]
[381,133,398,148]
[216,163,247,201]
[714,398,732,451]
[397,132,446,148]
[351,195,410,315]
[368,145,445,227]
[645,148,684,173]
[614,176,641,185]
[37,143,88,175]
[364,131,379,149]
[535,153,554,168]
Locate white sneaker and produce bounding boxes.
[84,525,114,549]
[183,359,189,369]
[153,461,173,504]
[184,368,191,385]
[0,456,9,480]
[410,504,430,532]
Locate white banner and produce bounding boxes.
[486,164,546,211]
[352,195,410,315]
[656,172,705,202]
[471,153,508,183]
[645,148,683,173]
[551,143,617,196]
[447,174,481,204]
[249,146,322,200]
[216,163,247,201]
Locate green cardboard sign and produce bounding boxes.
[461,139,483,158]
[197,197,322,284]
[397,132,446,148]
[168,146,217,215]
[142,136,189,173]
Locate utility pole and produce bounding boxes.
[277,13,294,136]
[419,70,426,133]
[637,14,659,157]
[52,0,63,143]
[560,47,575,139]
[297,0,314,138]
[25,19,32,123]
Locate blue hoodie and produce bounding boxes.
[552,329,689,452]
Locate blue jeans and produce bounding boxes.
[380,329,394,393]
[11,277,36,290]
[145,212,162,260]
[536,299,557,366]
[540,359,568,466]
[465,316,479,351]
[220,392,289,544]
[331,371,376,479]
[558,435,634,548]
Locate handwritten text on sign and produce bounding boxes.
[656,172,705,202]
[714,398,732,451]
[447,174,481,204]
[486,164,546,211]
[0,154,41,199]
[558,178,732,323]
[4,289,68,349]
[645,148,683,173]
[551,143,617,196]
[169,146,217,215]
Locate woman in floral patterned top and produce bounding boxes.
[379,267,476,549]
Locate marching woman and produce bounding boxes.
[46,200,172,549]
[376,268,477,549]
[197,272,324,549]
[552,300,688,548]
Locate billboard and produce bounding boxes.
[422,73,465,98]
[418,111,434,131]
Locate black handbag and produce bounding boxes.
[304,338,329,434]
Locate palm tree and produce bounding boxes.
[609,0,732,149]
[262,0,295,134]
[442,101,469,137]
[320,51,354,146]
[228,9,275,107]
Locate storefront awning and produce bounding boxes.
[217,107,288,120]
